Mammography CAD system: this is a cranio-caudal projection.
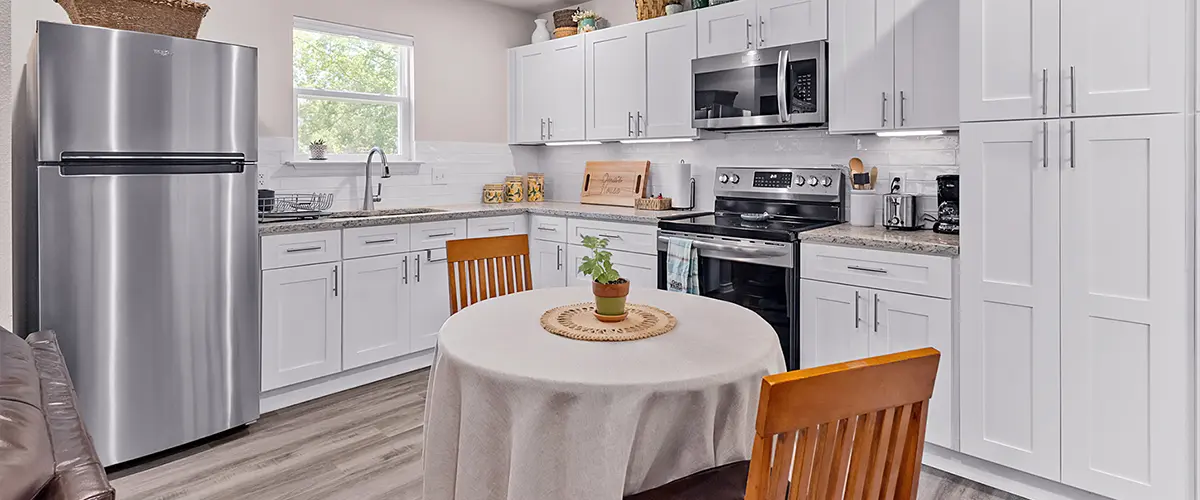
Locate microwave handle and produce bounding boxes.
[777,49,790,123]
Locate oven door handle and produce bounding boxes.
[658,236,788,257]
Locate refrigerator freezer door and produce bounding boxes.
[33,21,257,161]
[35,164,261,466]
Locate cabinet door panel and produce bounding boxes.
[894,0,958,130]
[342,254,411,370]
[262,263,341,391]
[697,0,757,58]
[800,280,868,368]
[411,249,451,352]
[511,46,547,143]
[643,13,697,139]
[1060,115,1188,500]
[567,245,657,289]
[547,39,586,142]
[758,0,828,48]
[960,0,1059,121]
[959,120,1061,479]
[829,0,895,132]
[870,290,953,449]
[532,239,566,289]
[585,25,646,141]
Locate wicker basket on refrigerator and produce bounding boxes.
[635,0,670,21]
[55,0,211,39]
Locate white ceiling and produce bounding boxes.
[479,0,579,14]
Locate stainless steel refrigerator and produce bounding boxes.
[12,21,260,466]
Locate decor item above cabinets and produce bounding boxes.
[829,0,958,133]
[961,0,1184,122]
[509,37,585,144]
[585,12,697,141]
[696,0,828,58]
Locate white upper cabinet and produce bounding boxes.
[758,0,828,48]
[829,0,896,132]
[959,120,1062,481]
[697,0,758,58]
[1059,0,1184,117]
[960,0,1059,122]
[545,38,586,142]
[642,12,698,139]
[1058,115,1188,500]
[893,0,958,130]
[341,253,412,370]
[585,23,647,141]
[509,45,548,143]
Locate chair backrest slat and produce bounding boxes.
[445,235,533,314]
[745,348,940,500]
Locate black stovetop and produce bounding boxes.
[659,212,839,242]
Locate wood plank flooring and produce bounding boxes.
[109,369,1025,500]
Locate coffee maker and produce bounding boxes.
[933,175,959,234]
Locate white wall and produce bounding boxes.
[0,0,10,330]
[537,0,642,29]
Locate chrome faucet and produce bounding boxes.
[363,147,391,211]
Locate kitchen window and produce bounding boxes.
[293,18,415,161]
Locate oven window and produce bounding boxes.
[694,58,818,120]
[697,256,794,363]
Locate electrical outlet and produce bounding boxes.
[431,167,449,185]
[257,172,266,188]
[880,173,906,193]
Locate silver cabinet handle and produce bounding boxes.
[428,255,448,263]
[777,49,790,123]
[415,253,422,283]
[881,92,888,127]
[759,17,765,45]
[1069,120,1076,169]
[847,265,888,274]
[488,227,509,232]
[854,291,861,327]
[1069,66,1076,114]
[332,265,339,297]
[286,246,322,253]
[540,118,546,140]
[636,111,644,137]
[746,20,753,48]
[365,238,395,245]
[556,244,563,271]
[402,255,409,285]
[598,233,623,239]
[1041,68,1048,115]
[899,90,907,126]
[874,294,880,333]
[538,225,558,232]
[628,112,634,137]
[547,117,553,139]
[428,231,455,238]
[1042,122,1049,168]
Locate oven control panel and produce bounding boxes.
[715,167,844,199]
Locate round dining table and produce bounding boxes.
[421,287,787,500]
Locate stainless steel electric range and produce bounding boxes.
[657,166,848,370]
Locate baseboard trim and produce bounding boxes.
[261,349,434,413]
[923,445,1111,500]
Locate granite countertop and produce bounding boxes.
[798,224,960,257]
[259,201,706,236]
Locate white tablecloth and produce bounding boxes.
[422,287,787,500]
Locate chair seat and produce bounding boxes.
[624,460,750,500]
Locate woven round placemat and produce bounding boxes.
[540,303,677,342]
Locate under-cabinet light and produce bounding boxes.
[618,138,695,144]
[875,130,945,137]
[544,141,603,146]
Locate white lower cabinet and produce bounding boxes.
[410,248,452,352]
[261,262,342,392]
[799,278,953,450]
[341,253,412,370]
[568,244,658,289]
[531,238,568,289]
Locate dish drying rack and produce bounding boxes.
[259,193,335,222]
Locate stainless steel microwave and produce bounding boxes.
[692,41,827,130]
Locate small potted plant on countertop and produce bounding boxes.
[308,139,327,160]
[573,9,599,33]
[579,236,630,322]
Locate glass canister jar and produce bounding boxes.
[504,175,525,203]
[526,173,545,202]
[483,183,505,204]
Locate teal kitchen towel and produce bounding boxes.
[666,237,700,294]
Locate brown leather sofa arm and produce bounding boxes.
[1,331,55,500]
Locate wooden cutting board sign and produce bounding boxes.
[580,161,650,207]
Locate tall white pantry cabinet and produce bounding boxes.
[959,1,1192,499]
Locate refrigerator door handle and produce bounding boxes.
[59,163,246,176]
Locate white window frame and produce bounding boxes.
[292,17,416,162]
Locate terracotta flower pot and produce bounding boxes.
[592,280,630,318]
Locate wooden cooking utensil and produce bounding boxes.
[870,167,879,189]
[849,157,865,189]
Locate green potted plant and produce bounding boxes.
[573,9,599,33]
[579,236,630,322]
[308,139,327,160]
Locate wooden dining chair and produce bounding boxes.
[445,234,534,314]
[625,347,941,500]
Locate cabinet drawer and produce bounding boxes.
[343,225,412,260]
[467,215,529,238]
[530,215,568,242]
[800,243,952,298]
[567,219,658,255]
[262,230,342,270]
[410,220,468,251]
